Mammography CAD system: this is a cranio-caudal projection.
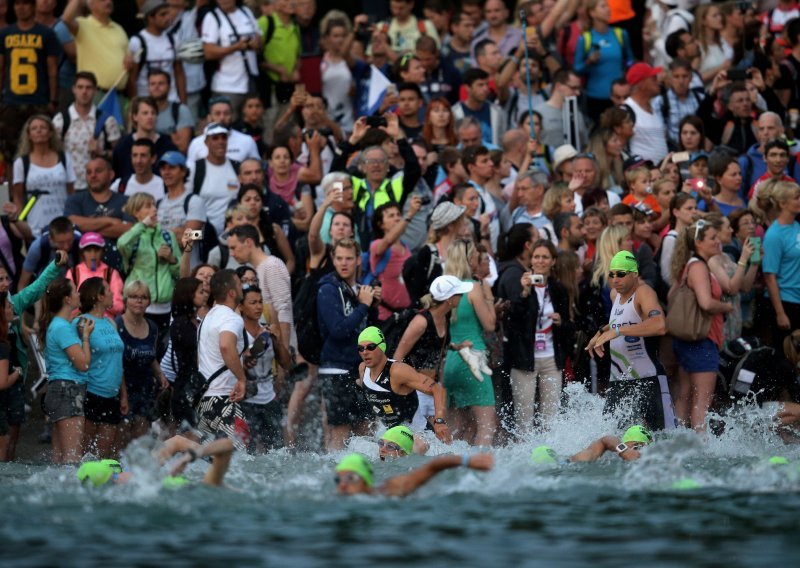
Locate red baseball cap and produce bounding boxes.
[626,62,662,86]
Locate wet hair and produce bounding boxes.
[172,277,202,318]
[498,222,534,262]
[79,277,106,314]
[210,269,240,302]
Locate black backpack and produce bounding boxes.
[21,153,67,197]
[402,243,442,307]
[293,267,325,365]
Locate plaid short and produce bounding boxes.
[195,396,250,451]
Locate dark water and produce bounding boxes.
[3,388,800,567]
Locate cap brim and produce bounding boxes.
[453,281,474,295]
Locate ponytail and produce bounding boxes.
[39,277,73,349]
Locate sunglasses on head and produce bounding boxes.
[358,343,381,353]
[608,271,631,279]
[693,219,707,241]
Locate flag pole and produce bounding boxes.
[96,49,140,107]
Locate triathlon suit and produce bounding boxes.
[604,290,678,430]
[361,359,419,428]
[404,311,449,431]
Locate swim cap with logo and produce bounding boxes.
[76,461,116,487]
[381,425,414,455]
[530,445,559,465]
[357,326,386,352]
[622,425,653,444]
[100,459,123,473]
[609,251,639,273]
[335,453,374,487]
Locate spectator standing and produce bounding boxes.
[651,59,706,149]
[416,34,461,105]
[129,0,186,103]
[166,0,206,121]
[35,0,77,112]
[470,0,521,57]
[112,96,178,181]
[186,96,259,163]
[452,69,508,148]
[156,151,205,239]
[65,232,123,317]
[258,0,298,128]
[111,138,164,201]
[624,63,669,165]
[148,69,194,155]
[532,70,583,148]
[379,0,440,55]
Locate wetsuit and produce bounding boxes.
[362,359,419,428]
[604,290,678,430]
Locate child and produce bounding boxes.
[65,232,124,317]
[651,179,676,233]
[622,166,661,214]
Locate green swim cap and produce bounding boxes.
[768,456,790,466]
[609,251,639,273]
[335,453,374,487]
[381,425,414,455]
[76,461,116,487]
[100,459,123,473]
[162,475,189,489]
[530,445,559,465]
[671,477,700,490]
[622,425,653,445]
[357,326,386,352]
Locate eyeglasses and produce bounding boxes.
[693,219,707,241]
[377,439,404,452]
[607,271,630,279]
[334,472,363,485]
[357,343,381,353]
[128,295,150,301]
[362,158,387,166]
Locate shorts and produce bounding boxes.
[4,382,26,426]
[411,392,435,431]
[44,380,87,423]
[196,395,250,451]
[242,399,283,451]
[318,369,369,427]
[672,338,720,374]
[603,376,678,431]
[85,391,122,425]
[442,349,495,408]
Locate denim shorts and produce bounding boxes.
[672,338,720,373]
[44,380,87,423]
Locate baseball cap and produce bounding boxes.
[689,151,709,164]
[552,144,578,171]
[626,62,662,86]
[204,122,229,137]
[430,202,466,230]
[158,151,187,168]
[79,232,105,249]
[430,275,473,301]
[141,0,168,17]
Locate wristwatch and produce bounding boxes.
[433,417,447,426]
[615,443,629,455]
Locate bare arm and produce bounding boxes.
[687,262,732,314]
[570,436,620,462]
[297,133,325,185]
[392,362,451,444]
[308,192,334,259]
[764,273,787,325]
[470,281,496,332]
[380,454,493,497]
[372,197,421,256]
[62,0,82,35]
[219,330,247,401]
[64,335,92,371]
[392,314,427,361]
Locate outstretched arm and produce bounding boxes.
[569,436,619,462]
[380,454,493,497]
[394,362,452,444]
[161,436,236,486]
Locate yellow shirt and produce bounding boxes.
[74,15,129,90]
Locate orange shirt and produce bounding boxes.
[622,193,662,215]
[608,0,635,23]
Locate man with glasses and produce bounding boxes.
[585,251,677,431]
[533,69,584,148]
[356,326,452,445]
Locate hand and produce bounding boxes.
[479,213,491,232]
[372,285,382,304]
[681,179,694,194]
[550,313,562,326]
[142,215,157,227]
[382,113,401,140]
[158,374,169,390]
[55,250,69,267]
[3,201,18,220]
[181,229,194,252]
[378,93,398,113]
[169,453,193,476]
[230,379,246,402]
[157,244,173,263]
[520,271,533,288]
[588,328,617,358]
[82,318,96,339]
[123,52,134,72]
[243,351,258,369]
[466,453,493,471]
[587,49,601,64]
[307,130,326,152]
[290,88,308,110]
[349,116,369,144]
[120,395,129,416]
[748,67,765,91]
[8,367,20,385]
[777,313,791,330]
[710,70,731,95]
[408,195,422,216]
[292,203,308,221]
[433,421,453,444]
[568,170,585,192]
[353,14,369,27]
[740,238,755,264]
[358,285,375,306]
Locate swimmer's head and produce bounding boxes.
[622,425,653,445]
[671,477,701,490]
[335,453,374,494]
[76,460,122,487]
[768,456,790,466]
[609,251,639,274]
[530,445,559,465]
[162,475,189,489]
[379,426,414,460]
[357,326,386,355]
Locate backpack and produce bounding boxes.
[33,233,82,276]
[191,158,240,262]
[134,31,176,80]
[59,108,112,142]
[402,243,442,307]
[293,267,324,365]
[716,337,797,406]
[117,174,167,196]
[582,27,624,56]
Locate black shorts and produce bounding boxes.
[85,391,122,425]
[242,399,283,451]
[603,376,678,431]
[318,369,369,427]
[4,382,25,426]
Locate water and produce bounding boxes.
[3,386,800,567]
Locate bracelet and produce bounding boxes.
[615,328,621,338]
[737,260,747,267]
[461,454,470,467]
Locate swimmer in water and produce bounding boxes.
[378,425,429,460]
[335,452,493,496]
[76,436,235,487]
[569,425,653,462]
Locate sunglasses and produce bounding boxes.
[693,219,707,241]
[377,439,404,452]
[334,472,363,485]
[607,271,631,279]
[357,343,381,353]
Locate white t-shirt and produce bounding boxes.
[534,285,555,359]
[321,57,354,132]
[169,8,206,94]
[13,155,77,237]
[200,304,245,397]
[201,7,260,94]
[157,189,206,232]
[111,174,165,201]
[186,129,260,164]
[624,96,669,165]
[186,159,241,234]
[573,189,621,216]
[129,30,179,101]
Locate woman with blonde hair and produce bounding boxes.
[11,114,75,239]
[591,224,633,288]
[693,3,731,84]
[442,239,497,446]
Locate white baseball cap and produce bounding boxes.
[430,275,473,301]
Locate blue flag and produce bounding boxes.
[95,88,123,138]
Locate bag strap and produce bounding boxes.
[218,7,257,77]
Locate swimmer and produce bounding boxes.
[76,436,235,487]
[334,452,493,496]
[569,425,653,463]
[357,326,453,444]
[378,425,429,460]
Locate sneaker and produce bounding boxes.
[475,349,493,376]
[458,347,484,382]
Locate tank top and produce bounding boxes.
[362,359,419,427]
[404,310,449,371]
[609,290,666,381]
[449,279,486,350]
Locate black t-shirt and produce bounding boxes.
[112,134,178,181]
[0,23,58,105]
[775,55,800,109]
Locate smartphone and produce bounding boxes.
[525,26,537,40]
[727,69,749,82]
[749,236,761,263]
[189,230,203,241]
[688,178,706,192]
[366,115,388,128]
[333,181,344,201]
[672,151,690,163]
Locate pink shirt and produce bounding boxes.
[66,261,125,317]
[370,240,412,321]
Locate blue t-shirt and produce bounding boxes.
[76,314,124,398]
[763,220,800,303]
[52,19,76,90]
[573,28,633,100]
[460,102,492,145]
[44,316,86,383]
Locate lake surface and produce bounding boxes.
[3,386,800,567]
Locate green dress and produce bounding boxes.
[442,280,495,408]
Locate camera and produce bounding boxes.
[306,127,333,139]
[189,230,203,241]
[366,115,388,128]
[532,274,545,285]
[418,195,431,206]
